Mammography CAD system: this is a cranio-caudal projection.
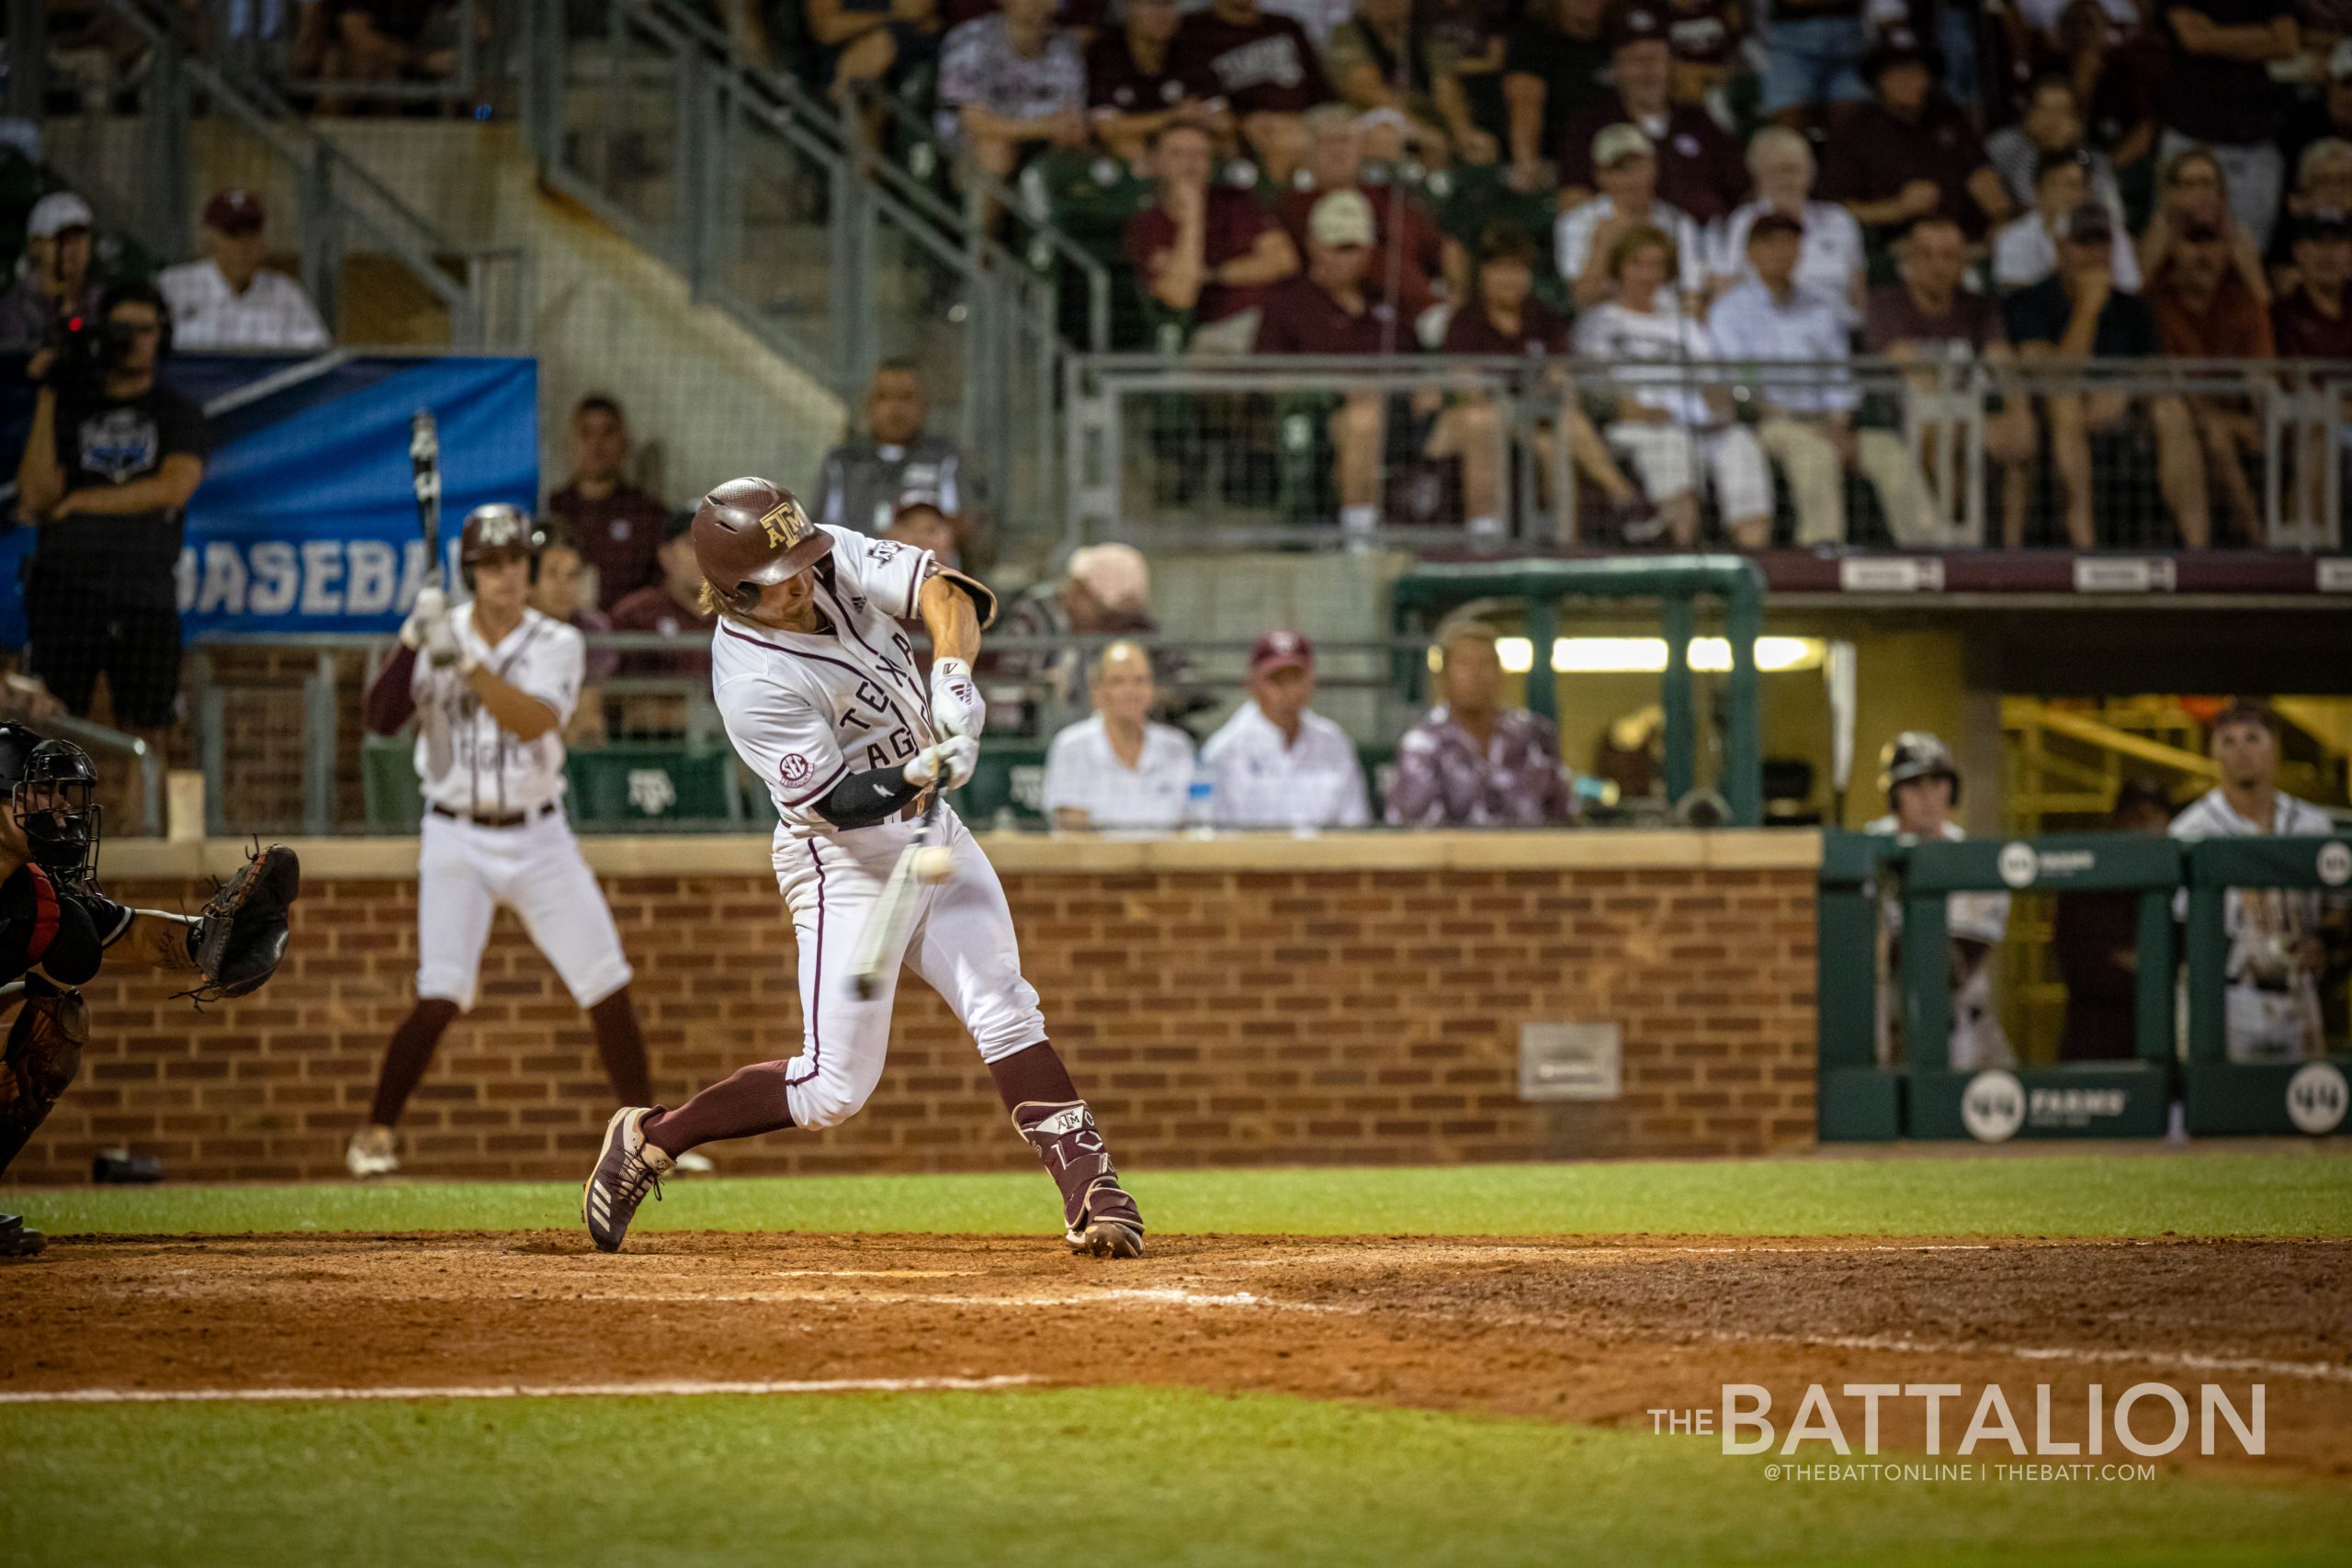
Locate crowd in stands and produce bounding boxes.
[831,0,2352,549]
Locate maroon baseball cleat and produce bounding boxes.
[582,1107,673,1253]
[1014,1100,1145,1258]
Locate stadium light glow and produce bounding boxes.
[1489,637,1825,675]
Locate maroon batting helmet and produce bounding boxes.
[458,503,544,589]
[692,478,833,611]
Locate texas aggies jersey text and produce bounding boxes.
[710,526,944,837]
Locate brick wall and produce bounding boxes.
[5,836,1819,1184]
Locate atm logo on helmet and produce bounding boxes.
[759,499,813,550]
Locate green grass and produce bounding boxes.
[5,1387,2344,1568]
[7,1150,2351,1239]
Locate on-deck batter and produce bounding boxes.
[347,505,662,1179]
[579,477,1146,1258]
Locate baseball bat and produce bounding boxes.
[410,410,442,587]
[409,409,456,781]
[847,789,948,1001]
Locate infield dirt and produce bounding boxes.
[6,1233,2346,1480]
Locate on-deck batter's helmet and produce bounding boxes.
[458,502,545,590]
[1877,730,1960,806]
[0,724,101,888]
[691,478,833,614]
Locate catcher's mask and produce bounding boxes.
[0,731,100,889]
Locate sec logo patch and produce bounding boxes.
[779,753,811,784]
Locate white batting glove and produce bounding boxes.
[423,611,465,669]
[399,586,448,650]
[903,734,978,791]
[930,657,986,740]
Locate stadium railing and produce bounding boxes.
[25,0,528,350]
[177,629,1449,839]
[1064,353,2352,557]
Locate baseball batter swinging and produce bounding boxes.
[346,504,662,1179]
[580,478,1146,1258]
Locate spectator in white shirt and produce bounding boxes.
[1201,630,1370,830]
[1555,123,1707,310]
[1991,150,2142,296]
[1041,640,1196,831]
[1572,222,1773,547]
[1705,211,1859,547]
[158,190,330,352]
[1709,125,1866,320]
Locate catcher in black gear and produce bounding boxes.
[0,723,300,1258]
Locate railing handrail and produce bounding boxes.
[92,0,508,345]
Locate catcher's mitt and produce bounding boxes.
[185,844,300,1004]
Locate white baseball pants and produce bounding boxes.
[773,806,1046,1129]
[415,807,635,1011]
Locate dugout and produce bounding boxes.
[1818,829,2352,1141]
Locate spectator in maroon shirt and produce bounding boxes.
[1323,0,1447,163]
[547,394,669,611]
[2272,211,2352,539]
[1556,6,1746,225]
[1503,0,1617,194]
[1442,227,1644,527]
[2148,217,2274,542]
[1817,26,2012,244]
[1086,0,1229,162]
[1125,120,1299,352]
[1170,0,1332,186]
[1276,107,1459,323]
[606,513,717,677]
[1257,191,1506,541]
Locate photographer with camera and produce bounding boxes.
[0,194,105,358]
[12,281,208,735]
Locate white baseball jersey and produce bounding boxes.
[157,259,331,351]
[412,604,583,818]
[2170,787,2338,1062]
[1868,816,2015,1071]
[699,524,1048,1133]
[709,527,943,840]
[1200,701,1369,829]
[404,605,628,1013]
[1040,715,1195,829]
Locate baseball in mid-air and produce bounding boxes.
[913,846,954,884]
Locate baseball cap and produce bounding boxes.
[1613,4,1667,47]
[1250,629,1315,677]
[1864,24,1940,81]
[27,191,94,240]
[1747,210,1804,242]
[1066,542,1150,615]
[893,488,947,519]
[1591,123,1655,169]
[202,188,266,235]
[1307,188,1376,249]
[2060,201,2115,245]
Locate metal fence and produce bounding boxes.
[175,629,1449,839]
[516,0,1092,542]
[1066,353,2352,555]
[14,0,527,350]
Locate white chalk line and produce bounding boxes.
[571,1286,1338,1313]
[0,1374,1043,1407]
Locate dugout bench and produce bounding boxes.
[1817,829,2352,1142]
